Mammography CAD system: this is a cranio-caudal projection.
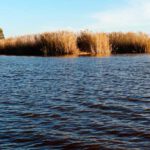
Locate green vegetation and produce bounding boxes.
[0,28,4,39]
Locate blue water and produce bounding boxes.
[0,55,150,149]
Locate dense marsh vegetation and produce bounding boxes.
[109,32,150,54]
[0,30,150,56]
[77,31,110,56]
[41,31,79,56]
[0,32,78,56]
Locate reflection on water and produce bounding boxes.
[0,55,150,149]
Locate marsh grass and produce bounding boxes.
[1,30,150,57]
[109,32,150,54]
[77,31,111,56]
[0,31,78,56]
[40,31,79,56]
[0,35,43,56]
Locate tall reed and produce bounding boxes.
[109,32,150,54]
[77,31,111,56]
[1,30,150,57]
[0,34,43,56]
[0,31,78,56]
[40,31,78,56]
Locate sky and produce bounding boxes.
[1,0,150,37]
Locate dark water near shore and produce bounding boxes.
[0,55,150,150]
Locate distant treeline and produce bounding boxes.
[0,28,4,39]
[0,30,150,56]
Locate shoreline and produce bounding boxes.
[0,31,150,57]
[0,53,148,58]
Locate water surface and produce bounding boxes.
[0,55,150,149]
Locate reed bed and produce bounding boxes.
[77,31,111,56]
[0,34,43,56]
[109,32,150,54]
[1,30,150,57]
[0,31,78,56]
[40,31,78,56]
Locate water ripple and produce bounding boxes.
[0,55,150,149]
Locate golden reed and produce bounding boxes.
[40,31,79,56]
[77,31,111,56]
[109,32,150,54]
[0,30,150,56]
[0,32,78,56]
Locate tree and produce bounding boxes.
[0,28,4,39]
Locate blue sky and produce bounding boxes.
[1,0,150,37]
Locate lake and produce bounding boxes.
[0,55,150,149]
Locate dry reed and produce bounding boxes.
[109,32,150,54]
[77,31,111,56]
[1,30,150,57]
[40,31,78,56]
[0,34,43,56]
[0,31,78,56]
